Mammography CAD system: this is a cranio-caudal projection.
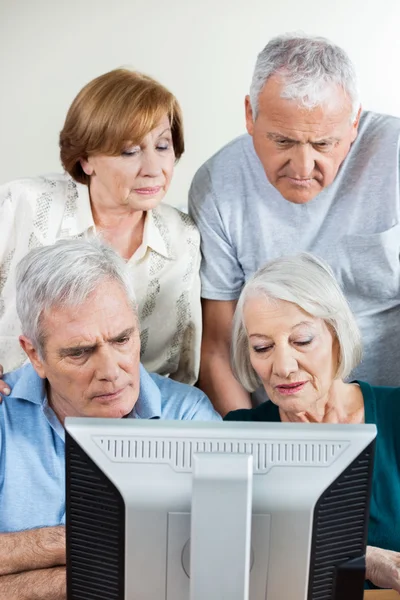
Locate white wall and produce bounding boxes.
[1,0,400,207]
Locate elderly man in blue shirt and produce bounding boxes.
[0,237,219,600]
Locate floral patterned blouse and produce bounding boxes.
[0,173,201,384]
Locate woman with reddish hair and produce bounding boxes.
[0,69,201,388]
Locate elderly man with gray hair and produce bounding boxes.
[0,238,219,600]
[189,33,400,415]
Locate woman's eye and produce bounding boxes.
[294,339,313,347]
[156,142,170,151]
[253,345,273,354]
[122,146,140,157]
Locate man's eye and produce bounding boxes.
[69,349,88,359]
[314,142,332,151]
[115,336,130,345]
[276,140,291,147]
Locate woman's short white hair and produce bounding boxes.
[232,253,362,392]
[16,236,137,358]
[250,33,360,121]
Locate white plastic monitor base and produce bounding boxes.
[190,453,253,600]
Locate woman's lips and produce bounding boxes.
[134,186,162,195]
[275,381,308,395]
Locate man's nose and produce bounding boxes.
[95,347,120,382]
[272,345,298,378]
[290,144,315,178]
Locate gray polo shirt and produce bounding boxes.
[189,111,400,388]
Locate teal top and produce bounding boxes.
[225,381,400,589]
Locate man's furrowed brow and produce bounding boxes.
[108,326,136,343]
[58,343,97,358]
[267,132,296,142]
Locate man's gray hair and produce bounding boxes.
[232,253,362,392]
[249,33,359,120]
[16,237,137,357]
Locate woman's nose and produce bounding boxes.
[271,345,298,378]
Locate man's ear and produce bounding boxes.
[351,105,362,142]
[245,95,255,136]
[19,336,46,379]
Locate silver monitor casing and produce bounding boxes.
[65,418,376,600]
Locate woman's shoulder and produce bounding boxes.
[356,380,400,402]
[356,380,400,427]
[153,203,200,244]
[0,172,78,207]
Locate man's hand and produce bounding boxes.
[366,545,400,592]
[0,364,11,402]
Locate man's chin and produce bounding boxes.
[88,390,137,418]
[276,181,323,204]
[92,402,136,419]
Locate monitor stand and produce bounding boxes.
[190,453,254,600]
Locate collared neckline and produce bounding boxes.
[59,180,175,262]
[128,364,162,419]
[132,208,175,262]
[8,364,65,440]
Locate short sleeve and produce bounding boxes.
[188,165,245,301]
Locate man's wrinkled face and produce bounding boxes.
[22,280,141,422]
[245,76,360,204]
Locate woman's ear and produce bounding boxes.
[80,156,94,176]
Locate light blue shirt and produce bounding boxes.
[0,363,220,533]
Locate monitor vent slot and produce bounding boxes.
[93,435,347,473]
[307,441,374,600]
[66,432,125,600]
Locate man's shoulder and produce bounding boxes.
[2,362,35,391]
[357,110,400,143]
[0,364,44,431]
[149,373,220,421]
[191,134,255,186]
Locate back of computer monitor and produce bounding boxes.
[65,419,375,600]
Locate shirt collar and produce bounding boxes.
[128,364,162,419]
[134,208,175,261]
[10,363,47,405]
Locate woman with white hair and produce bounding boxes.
[225,253,400,592]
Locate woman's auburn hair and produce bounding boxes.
[59,68,184,185]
